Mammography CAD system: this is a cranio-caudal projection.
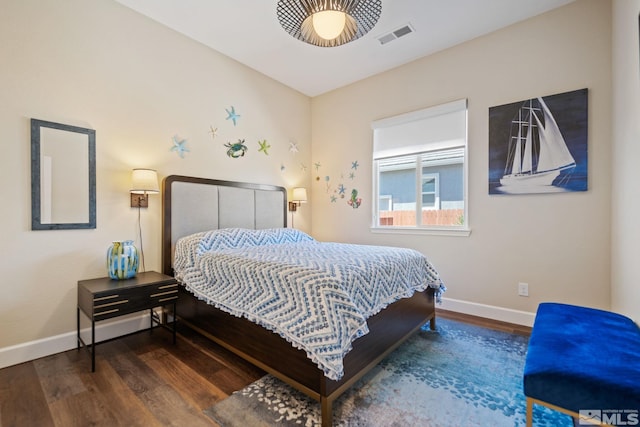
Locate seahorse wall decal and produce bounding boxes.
[348,189,362,209]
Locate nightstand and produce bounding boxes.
[77,271,178,372]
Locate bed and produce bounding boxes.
[161,175,443,427]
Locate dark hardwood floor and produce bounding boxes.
[0,310,530,427]
[436,308,532,336]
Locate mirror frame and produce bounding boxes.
[31,118,96,230]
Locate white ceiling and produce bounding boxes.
[114,0,575,97]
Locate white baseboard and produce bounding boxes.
[439,297,536,327]
[0,313,154,370]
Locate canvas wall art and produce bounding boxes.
[488,88,588,195]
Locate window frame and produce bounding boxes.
[371,99,470,236]
[379,194,393,211]
[421,172,439,210]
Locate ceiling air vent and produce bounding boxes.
[377,23,414,45]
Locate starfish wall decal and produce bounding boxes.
[258,139,271,155]
[170,135,189,158]
[225,106,240,126]
[209,126,218,139]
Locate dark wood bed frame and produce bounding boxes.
[161,175,436,427]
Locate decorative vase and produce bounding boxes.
[107,240,139,280]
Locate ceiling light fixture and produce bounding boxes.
[277,0,382,48]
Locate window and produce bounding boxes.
[372,99,468,233]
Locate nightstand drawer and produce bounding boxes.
[93,294,131,319]
[92,282,179,320]
[148,282,179,307]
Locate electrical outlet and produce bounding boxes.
[518,282,529,297]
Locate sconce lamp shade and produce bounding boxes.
[130,169,160,194]
[289,187,308,226]
[277,0,382,48]
[292,187,308,203]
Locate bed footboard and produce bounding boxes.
[176,286,435,426]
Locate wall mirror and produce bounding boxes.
[31,118,96,230]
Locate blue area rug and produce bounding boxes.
[204,318,573,426]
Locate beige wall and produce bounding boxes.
[0,0,311,350]
[612,0,640,321]
[311,0,613,318]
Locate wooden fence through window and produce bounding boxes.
[379,209,464,226]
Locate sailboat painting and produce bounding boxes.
[489,88,587,195]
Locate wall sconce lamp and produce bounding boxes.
[288,187,307,228]
[130,168,160,208]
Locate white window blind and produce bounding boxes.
[372,99,467,160]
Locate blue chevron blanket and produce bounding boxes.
[174,228,445,380]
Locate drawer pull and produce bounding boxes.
[159,296,178,303]
[95,299,129,309]
[158,284,177,290]
[94,294,120,302]
[95,308,119,316]
[150,290,178,298]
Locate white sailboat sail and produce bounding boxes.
[534,97,576,172]
[500,97,575,189]
[521,122,533,173]
[511,125,522,175]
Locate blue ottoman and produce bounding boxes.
[524,303,640,426]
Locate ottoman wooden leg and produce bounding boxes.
[526,397,533,427]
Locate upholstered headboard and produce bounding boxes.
[161,175,287,275]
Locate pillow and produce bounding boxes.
[196,227,314,255]
[174,228,314,280]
